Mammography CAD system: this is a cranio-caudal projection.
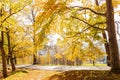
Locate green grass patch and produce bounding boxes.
[81,63,107,66]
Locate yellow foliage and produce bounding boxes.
[54,53,62,59]
[67,54,74,61]
[112,0,120,7]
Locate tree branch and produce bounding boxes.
[66,27,91,38]
[71,16,106,30]
[69,6,106,16]
[2,6,26,23]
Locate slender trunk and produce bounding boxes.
[102,31,111,66]
[106,0,120,72]
[6,30,16,71]
[33,22,37,65]
[7,57,10,65]
[14,56,17,64]
[0,31,7,78]
[31,8,38,65]
[33,54,37,65]
[93,60,95,66]
[10,58,16,71]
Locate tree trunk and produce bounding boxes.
[0,31,7,78]
[14,56,17,64]
[106,0,120,72]
[7,58,10,65]
[102,31,111,66]
[6,30,16,71]
[10,58,16,71]
[93,60,95,66]
[33,54,37,65]
[1,47,7,78]
[33,22,37,65]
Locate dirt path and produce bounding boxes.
[17,65,111,71]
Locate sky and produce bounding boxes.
[47,33,63,46]
[114,5,120,40]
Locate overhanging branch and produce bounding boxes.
[66,27,91,38]
[71,16,106,30]
[69,6,106,16]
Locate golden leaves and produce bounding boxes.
[113,0,120,7]
[54,53,62,59]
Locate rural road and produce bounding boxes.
[16,65,111,71]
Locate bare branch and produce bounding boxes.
[71,16,106,30]
[31,7,37,23]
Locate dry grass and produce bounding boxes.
[0,69,60,80]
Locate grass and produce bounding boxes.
[1,69,60,80]
[81,63,107,66]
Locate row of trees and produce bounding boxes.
[37,44,104,66]
[0,0,33,78]
[0,0,120,78]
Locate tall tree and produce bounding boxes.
[31,5,37,65]
[0,5,8,78]
[106,0,120,72]
[68,0,120,72]
[95,0,111,66]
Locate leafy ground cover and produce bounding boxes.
[0,69,60,80]
[46,70,120,80]
[0,68,120,80]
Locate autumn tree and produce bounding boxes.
[0,0,31,77]
[65,0,120,72]
[94,0,111,66]
[106,0,120,72]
